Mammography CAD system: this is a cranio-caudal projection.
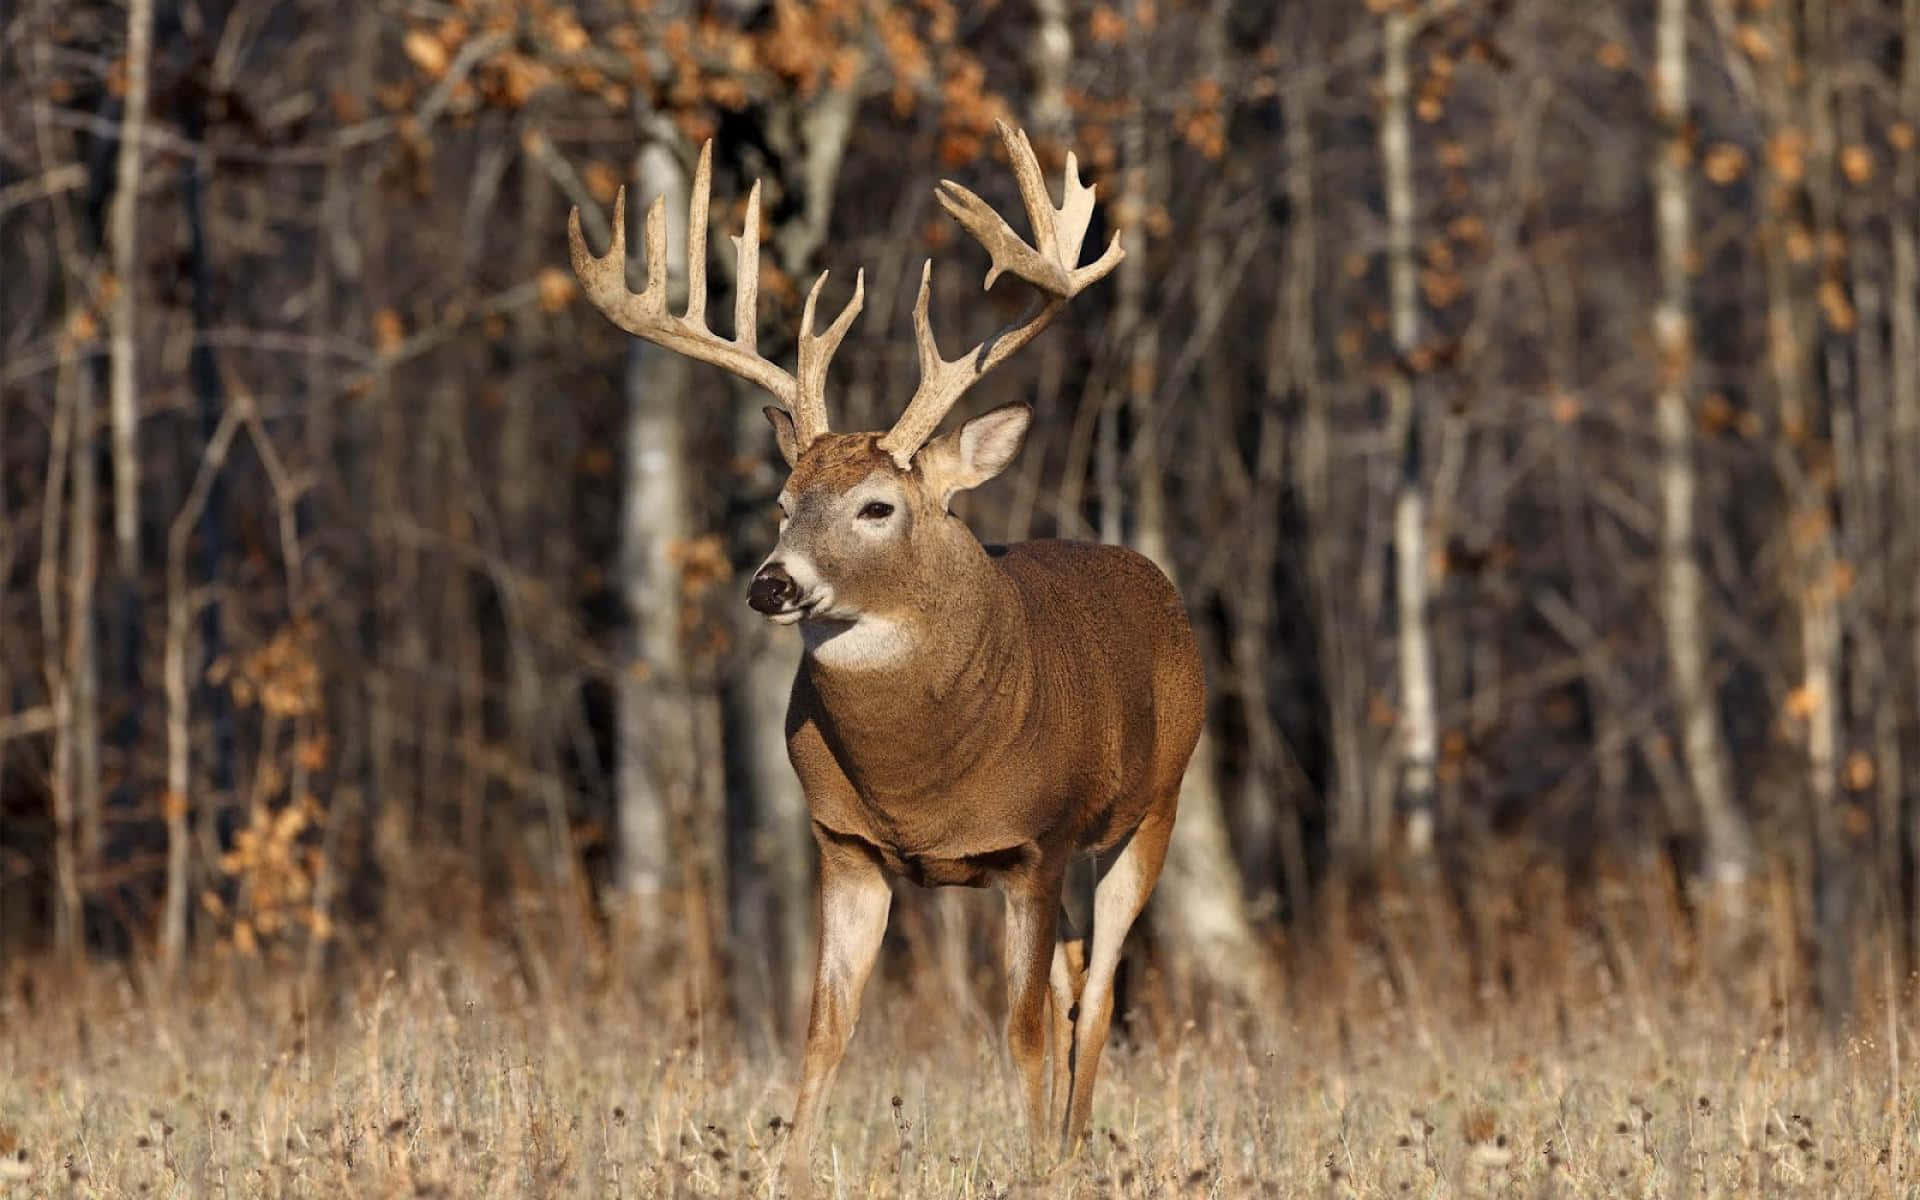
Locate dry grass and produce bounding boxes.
[1,929,1915,1200]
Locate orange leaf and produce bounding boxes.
[403,29,450,78]
[538,267,577,314]
[373,308,406,355]
[1840,145,1874,185]
[1784,684,1817,720]
[1767,129,1806,183]
[1845,751,1875,792]
[1734,24,1774,63]
[1702,143,1747,185]
[583,161,622,204]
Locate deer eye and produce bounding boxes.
[858,501,895,521]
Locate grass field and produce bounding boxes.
[1,926,1913,1199]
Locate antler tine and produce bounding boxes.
[910,260,944,382]
[794,268,864,443]
[877,259,1024,462]
[733,179,762,357]
[875,122,1124,468]
[1053,150,1098,268]
[568,144,805,414]
[685,141,711,329]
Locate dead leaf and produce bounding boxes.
[403,29,450,78]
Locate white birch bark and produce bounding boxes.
[1655,0,1749,883]
[616,139,696,921]
[108,0,152,578]
[1381,4,1438,854]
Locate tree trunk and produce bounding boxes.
[162,407,243,977]
[1896,0,1920,974]
[108,0,151,581]
[1655,0,1749,885]
[617,138,698,938]
[1381,2,1438,856]
[1031,0,1072,143]
[64,342,101,943]
[42,340,80,959]
[1799,0,1852,1025]
[1113,58,1270,1007]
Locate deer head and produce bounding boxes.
[568,121,1123,653]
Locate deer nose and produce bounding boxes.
[748,563,801,614]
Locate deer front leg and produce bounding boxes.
[1001,855,1066,1165]
[784,827,891,1194]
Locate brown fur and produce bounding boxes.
[772,428,1205,1190]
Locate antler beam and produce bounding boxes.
[567,142,862,450]
[876,120,1125,468]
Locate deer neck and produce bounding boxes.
[799,549,1029,801]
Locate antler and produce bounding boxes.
[568,141,863,450]
[875,120,1125,468]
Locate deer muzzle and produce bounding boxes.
[748,562,802,616]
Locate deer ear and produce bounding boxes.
[764,405,802,467]
[918,403,1032,507]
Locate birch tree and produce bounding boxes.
[1381,0,1439,854]
[1657,0,1748,884]
[616,133,699,945]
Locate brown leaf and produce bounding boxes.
[373,308,406,355]
[1845,751,1875,792]
[1840,145,1874,185]
[1699,392,1736,433]
[1819,279,1855,333]
[1734,24,1774,63]
[1703,143,1747,185]
[1783,684,1817,720]
[66,307,99,344]
[1767,129,1806,183]
[538,267,577,314]
[403,29,450,79]
[583,161,621,204]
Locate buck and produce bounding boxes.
[569,121,1204,1186]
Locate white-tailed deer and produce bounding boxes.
[568,121,1204,1186]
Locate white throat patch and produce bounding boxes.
[802,615,914,671]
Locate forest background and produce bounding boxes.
[7,0,1920,1055]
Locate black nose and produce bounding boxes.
[748,564,800,614]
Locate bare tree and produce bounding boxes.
[1110,11,1271,1006]
[1898,0,1920,969]
[107,0,151,582]
[615,132,699,945]
[1657,0,1748,884]
[1381,0,1439,854]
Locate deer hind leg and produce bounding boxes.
[1048,857,1093,1139]
[1047,936,1088,1136]
[1063,800,1176,1150]
[1002,858,1066,1164]
[784,830,892,1195]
